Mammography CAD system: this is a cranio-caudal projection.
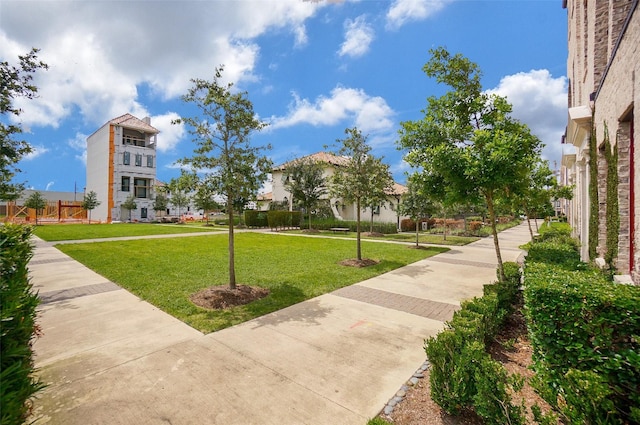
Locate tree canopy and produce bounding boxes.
[1,48,48,200]
[398,173,439,247]
[175,66,271,289]
[81,190,101,224]
[398,47,543,280]
[23,191,46,225]
[283,157,327,230]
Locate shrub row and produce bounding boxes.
[244,210,268,228]
[1,224,44,424]
[302,218,398,234]
[523,227,640,424]
[267,211,302,230]
[424,262,524,423]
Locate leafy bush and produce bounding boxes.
[425,262,524,423]
[244,210,268,228]
[267,210,302,230]
[1,224,44,424]
[524,260,640,423]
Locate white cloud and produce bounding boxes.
[68,132,88,164]
[23,145,49,161]
[0,0,325,129]
[338,15,374,58]
[487,69,568,165]
[386,0,451,30]
[151,113,185,153]
[269,86,395,136]
[45,181,55,191]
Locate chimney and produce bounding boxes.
[143,116,151,125]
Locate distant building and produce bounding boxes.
[86,114,159,222]
[561,0,638,283]
[271,152,408,227]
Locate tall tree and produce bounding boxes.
[23,191,46,225]
[283,158,327,230]
[361,158,394,234]
[121,195,137,222]
[330,127,386,262]
[398,47,542,281]
[81,190,101,224]
[174,66,271,289]
[1,48,48,200]
[398,173,439,247]
[152,190,169,218]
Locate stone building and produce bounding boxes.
[561,0,639,283]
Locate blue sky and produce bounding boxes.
[1,0,569,195]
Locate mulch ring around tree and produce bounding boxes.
[339,258,379,267]
[190,285,270,310]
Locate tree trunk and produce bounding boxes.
[370,209,374,233]
[356,199,362,261]
[443,211,447,241]
[415,218,419,247]
[228,199,236,290]
[525,207,534,240]
[487,192,505,282]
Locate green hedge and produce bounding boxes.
[244,210,268,228]
[1,224,44,424]
[267,211,302,230]
[524,262,640,423]
[424,262,524,423]
[300,218,398,234]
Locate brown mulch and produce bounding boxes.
[382,304,558,424]
[339,258,379,267]
[190,285,269,310]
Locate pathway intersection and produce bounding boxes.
[29,223,531,424]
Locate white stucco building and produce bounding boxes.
[86,114,159,222]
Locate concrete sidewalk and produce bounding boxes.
[29,223,531,425]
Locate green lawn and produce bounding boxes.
[57,233,448,333]
[33,223,222,241]
[283,229,479,246]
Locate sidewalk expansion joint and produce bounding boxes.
[29,257,76,265]
[39,282,122,305]
[332,285,459,322]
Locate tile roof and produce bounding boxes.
[109,113,159,134]
[387,182,408,196]
[273,151,350,171]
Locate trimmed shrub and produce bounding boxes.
[244,210,268,228]
[1,224,44,424]
[267,210,302,230]
[524,261,640,423]
[425,262,524,423]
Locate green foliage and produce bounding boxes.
[366,418,392,425]
[330,127,393,260]
[524,254,640,423]
[23,191,47,225]
[175,65,272,289]
[0,224,44,423]
[282,157,327,230]
[425,261,524,422]
[300,218,397,234]
[244,210,268,228]
[152,192,169,213]
[267,210,302,230]
[168,171,197,217]
[603,127,619,268]
[81,190,101,223]
[588,116,599,260]
[121,194,137,221]
[399,174,439,246]
[1,48,48,200]
[398,46,543,282]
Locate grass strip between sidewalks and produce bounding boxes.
[33,223,221,241]
[57,232,448,333]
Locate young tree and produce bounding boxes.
[152,191,169,218]
[121,195,137,222]
[283,158,327,230]
[193,179,221,224]
[330,127,387,262]
[168,171,197,220]
[23,191,46,225]
[1,48,48,200]
[398,174,439,247]
[398,47,542,281]
[174,66,272,289]
[81,190,101,224]
[361,158,394,234]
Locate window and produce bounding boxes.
[134,178,148,198]
[121,176,130,192]
[135,154,142,166]
[123,151,130,165]
[146,155,154,167]
[141,208,147,219]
